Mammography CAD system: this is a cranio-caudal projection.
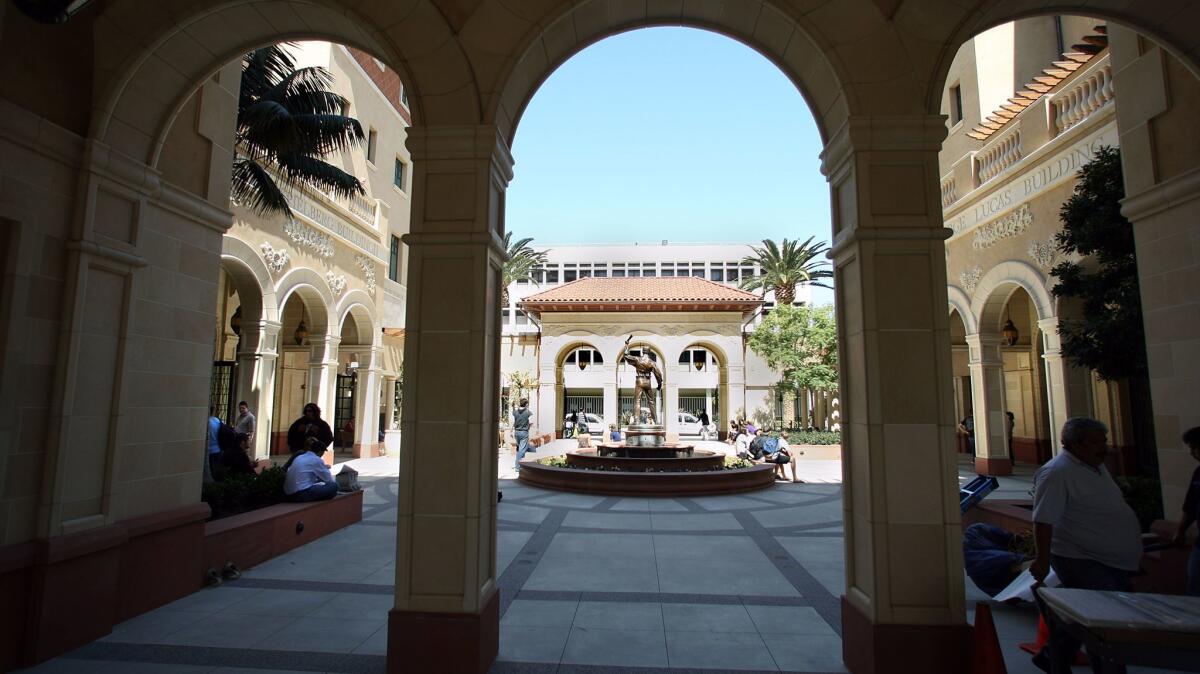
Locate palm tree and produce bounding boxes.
[500,233,550,307]
[739,237,833,306]
[232,44,365,219]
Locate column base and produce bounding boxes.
[974,456,1012,475]
[387,588,499,674]
[841,596,972,674]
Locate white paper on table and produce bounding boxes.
[994,567,1060,603]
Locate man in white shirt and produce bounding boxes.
[284,440,338,502]
[233,401,256,442]
[1030,417,1141,673]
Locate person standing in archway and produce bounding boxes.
[286,402,333,456]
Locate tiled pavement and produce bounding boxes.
[19,455,1173,673]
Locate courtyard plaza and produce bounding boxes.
[20,448,1173,674]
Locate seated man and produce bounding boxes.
[283,437,339,502]
[219,432,270,478]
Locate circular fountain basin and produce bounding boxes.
[517,447,776,496]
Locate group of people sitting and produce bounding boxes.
[207,401,343,503]
[729,421,801,482]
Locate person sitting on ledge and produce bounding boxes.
[608,423,623,443]
[283,437,338,503]
[219,432,270,478]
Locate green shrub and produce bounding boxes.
[781,430,841,445]
[202,466,287,520]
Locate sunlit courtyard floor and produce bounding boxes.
[19,451,1173,673]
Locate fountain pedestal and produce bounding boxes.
[624,423,666,448]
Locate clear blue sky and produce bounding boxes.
[506,27,834,303]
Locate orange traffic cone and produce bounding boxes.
[1018,615,1048,657]
[972,602,1008,674]
[1019,615,1089,666]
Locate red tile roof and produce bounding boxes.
[519,276,762,313]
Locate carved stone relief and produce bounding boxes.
[283,219,335,258]
[959,265,983,293]
[260,243,290,274]
[355,254,377,292]
[326,271,347,296]
[972,203,1032,250]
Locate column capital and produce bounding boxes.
[964,333,1004,364]
[820,114,949,178]
[404,124,513,185]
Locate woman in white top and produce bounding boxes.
[734,427,752,458]
[283,438,338,502]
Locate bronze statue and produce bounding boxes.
[618,336,664,424]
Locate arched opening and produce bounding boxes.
[676,343,725,437]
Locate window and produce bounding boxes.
[393,158,406,190]
[661,263,675,277]
[710,269,724,282]
[949,84,963,125]
[515,310,529,326]
[642,263,656,277]
[400,85,409,108]
[593,267,608,277]
[564,347,604,370]
[691,266,705,278]
[545,267,559,283]
[502,309,511,323]
[366,129,378,164]
[678,347,717,372]
[388,235,400,282]
[564,269,578,282]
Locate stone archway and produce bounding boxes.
[675,340,730,437]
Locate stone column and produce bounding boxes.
[1110,25,1200,515]
[388,125,509,674]
[602,375,618,429]
[383,375,397,429]
[308,334,339,464]
[965,334,1011,475]
[1038,317,1091,454]
[353,346,382,458]
[824,116,971,673]
[235,320,280,460]
[726,364,747,423]
[664,381,680,435]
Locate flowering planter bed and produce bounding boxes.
[518,458,776,496]
[203,490,363,574]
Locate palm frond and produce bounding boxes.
[275,153,365,199]
[232,158,293,218]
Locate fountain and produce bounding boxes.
[517,336,775,496]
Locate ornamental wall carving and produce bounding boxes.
[283,219,335,258]
[1027,236,1060,270]
[355,254,377,292]
[326,271,347,296]
[260,243,290,274]
[959,265,983,293]
[542,322,740,338]
[972,204,1032,250]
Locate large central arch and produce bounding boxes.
[489,0,852,145]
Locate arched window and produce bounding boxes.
[625,346,658,362]
[678,347,717,372]
[564,347,604,371]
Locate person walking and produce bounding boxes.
[286,403,334,456]
[698,409,711,440]
[1030,417,1142,673]
[234,401,256,442]
[512,398,532,473]
[1005,411,1016,464]
[1171,426,1200,596]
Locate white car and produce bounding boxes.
[563,412,604,434]
[677,412,706,435]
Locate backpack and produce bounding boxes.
[762,437,779,455]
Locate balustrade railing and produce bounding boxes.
[1052,60,1114,133]
[964,53,1112,195]
[975,129,1022,184]
[940,176,957,208]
